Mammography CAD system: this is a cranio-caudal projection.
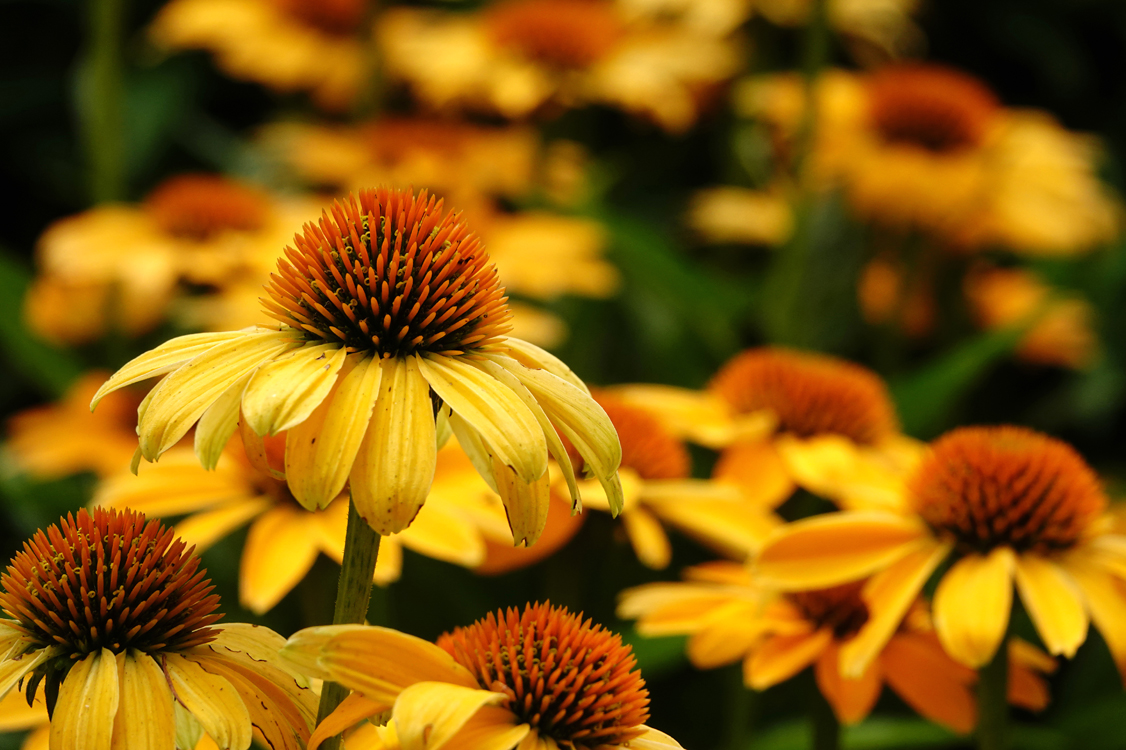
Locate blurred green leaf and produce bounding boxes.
[620,629,687,679]
[0,250,84,397]
[748,717,965,750]
[124,60,198,184]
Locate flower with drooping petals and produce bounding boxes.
[618,561,1055,732]
[755,425,1126,680]
[0,507,316,750]
[92,186,622,544]
[281,602,682,750]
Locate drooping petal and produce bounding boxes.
[499,338,589,393]
[1013,554,1089,658]
[417,354,547,484]
[880,633,977,735]
[111,652,175,750]
[755,512,929,590]
[489,455,550,547]
[242,344,346,437]
[933,548,1016,668]
[286,354,382,510]
[163,653,252,750]
[239,506,323,614]
[393,682,510,750]
[238,415,286,480]
[195,372,254,471]
[350,356,437,535]
[745,629,833,690]
[90,331,246,408]
[50,649,119,750]
[814,644,883,725]
[138,332,299,460]
[0,645,52,700]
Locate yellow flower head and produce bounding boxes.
[282,602,682,750]
[92,186,622,544]
[0,507,315,749]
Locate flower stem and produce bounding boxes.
[314,499,381,750]
[81,0,127,203]
[811,682,841,750]
[977,644,1009,750]
[722,666,756,750]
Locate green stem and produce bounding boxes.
[977,644,1009,750]
[722,666,756,750]
[793,0,831,185]
[82,0,127,203]
[351,4,385,119]
[314,499,381,750]
[810,682,841,750]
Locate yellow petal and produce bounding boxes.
[499,338,589,393]
[90,331,246,409]
[491,455,550,547]
[1062,553,1126,683]
[433,705,530,750]
[881,633,977,735]
[163,653,252,750]
[814,644,882,725]
[239,507,322,614]
[746,629,833,689]
[138,332,298,460]
[111,652,175,750]
[286,354,382,510]
[755,512,928,590]
[95,447,249,518]
[308,693,388,750]
[1013,554,1088,658]
[396,503,486,569]
[241,343,346,437]
[644,480,780,559]
[374,537,404,586]
[448,414,500,492]
[393,682,509,750]
[51,649,119,750]
[840,538,951,678]
[686,603,773,668]
[0,645,52,699]
[622,508,672,569]
[174,497,271,553]
[350,357,437,535]
[775,434,910,512]
[603,384,743,449]
[934,548,1016,668]
[712,441,795,509]
[627,726,686,750]
[194,372,254,470]
[0,682,47,730]
[417,354,547,484]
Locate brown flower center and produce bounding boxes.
[262,187,512,357]
[708,348,897,445]
[145,174,270,240]
[584,394,689,480]
[438,602,649,747]
[867,64,999,154]
[787,582,869,639]
[272,0,367,35]
[486,0,624,69]
[911,426,1106,553]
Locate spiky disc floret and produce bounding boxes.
[438,602,650,747]
[0,508,221,658]
[262,187,513,357]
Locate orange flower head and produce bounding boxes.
[787,581,870,639]
[144,174,270,239]
[867,64,1000,154]
[709,348,898,445]
[272,0,367,34]
[486,0,624,69]
[910,426,1107,553]
[262,187,513,357]
[438,602,650,747]
[585,393,690,480]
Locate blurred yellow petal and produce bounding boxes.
[164,653,252,750]
[689,186,793,245]
[174,497,270,552]
[712,441,794,509]
[1064,554,1126,683]
[644,480,780,558]
[240,506,322,614]
[111,652,175,750]
[775,434,910,512]
[393,682,509,750]
[746,629,833,690]
[396,504,486,569]
[934,548,1016,668]
[881,633,977,735]
[622,508,672,569]
[374,537,405,586]
[242,344,345,436]
[814,644,882,725]
[1014,554,1088,658]
[50,649,118,750]
[351,357,437,535]
[601,384,742,449]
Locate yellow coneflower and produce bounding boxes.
[150,0,368,110]
[609,348,918,511]
[282,602,682,750]
[0,507,316,750]
[756,426,1126,679]
[574,392,779,569]
[378,0,743,133]
[92,186,622,544]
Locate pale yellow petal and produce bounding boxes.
[111,652,175,750]
[163,653,252,750]
[194,372,254,470]
[755,512,928,590]
[499,338,589,393]
[90,331,246,408]
[934,548,1016,668]
[0,645,53,700]
[429,705,530,750]
[448,414,500,492]
[138,332,299,459]
[417,354,547,484]
[286,354,382,510]
[628,726,685,749]
[94,448,250,518]
[393,682,508,750]
[1014,554,1088,658]
[491,455,550,547]
[239,507,322,614]
[51,649,119,750]
[350,357,437,535]
[242,343,346,436]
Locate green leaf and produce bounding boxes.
[619,629,687,679]
[747,717,964,750]
[0,250,85,397]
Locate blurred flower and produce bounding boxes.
[4,372,140,479]
[92,187,622,545]
[619,562,1054,731]
[755,0,922,61]
[379,0,744,132]
[688,186,794,246]
[576,392,780,568]
[282,602,682,750]
[485,212,619,299]
[740,65,1120,253]
[24,174,317,345]
[150,0,369,110]
[964,264,1098,370]
[0,507,316,749]
[857,253,937,338]
[756,426,1126,680]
